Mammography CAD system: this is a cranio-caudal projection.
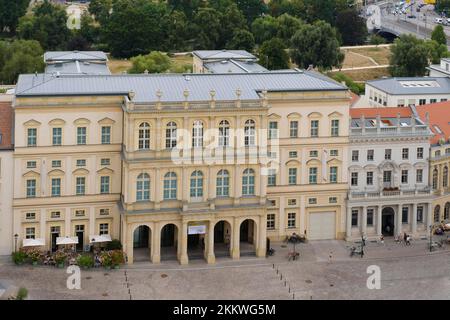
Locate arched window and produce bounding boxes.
[138,122,150,150]
[443,166,448,188]
[190,170,203,198]
[434,205,441,222]
[165,122,177,148]
[136,173,150,201]
[192,120,203,147]
[216,170,230,197]
[218,120,230,147]
[444,202,450,220]
[433,168,438,189]
[244,119,256,146]
[242,168,255,195]
[163,172,177,200]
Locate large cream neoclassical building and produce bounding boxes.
[12,70,350,264]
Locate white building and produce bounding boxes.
[360,77,450,108]
[346,107,434,240]
[427,58,450,77]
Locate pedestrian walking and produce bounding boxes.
[380,234,384,245]
[360,246,364,259]
[406,235,411,246]
[403,232,407,244]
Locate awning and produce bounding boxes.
[23,238,45,247]
[56,236,79,245]
[89,234,112,243]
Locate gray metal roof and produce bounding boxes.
[193,50,256,60]
[15,71,347,103]
[427,64,450,76]
[44,51,108,62]
[204,59,268,73]
[367,77,450,95]
[45,61,111,75]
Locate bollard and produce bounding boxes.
[284,280,286,286]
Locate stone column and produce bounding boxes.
[426,202,433,228]
[411,203,417,235]
[259,165,267,205]
[256,215,267,257]
[396,204,403,236]
[126,224,133,264]
[182,167,189,210]
[361,205,367,236]
[377,205,382,236]
[151,222,160,264]
[206,220,215,264]
[64,207,71,237]
[155,168,161,210]
[179,221,189,265]
[345,205,352,240]
[231,218,240,259]
[234,165,241,205]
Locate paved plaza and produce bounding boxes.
[0,239,449,300]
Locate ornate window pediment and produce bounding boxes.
[307,112,323,118]
[286,159,301,166]
[287,112,301,119]
[73,168,89,175]
[306,158,321,166]
[48,118,66,126]
[74,118,91,125]
[23,170,40,178]
[48,169,65,176]
[97,167,114,174]
[328,111,343,118]
[23,119,41,127]
[268,113,281,120]
[98,117,115,125]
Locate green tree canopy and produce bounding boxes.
[251,15,279,44]
[192,7,222,49]
[236,0,268,24]
[335,8,367,46]
[426,39,450,64]
[258,38,290,70]
[88,0,113,24]
[389,34,429,77]
[219,4,248,48]
[290,20,344,70]
[0,0,30,34]
[0,40,45,84]
[431,25,447,46]
[128,51,172,74]
[227,29,255,51]
[276,14,303,46]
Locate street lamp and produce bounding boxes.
[14,234,18,252]
[429,224,433,252]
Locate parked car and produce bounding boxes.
[407,15,417,19]
[436,17,443,24]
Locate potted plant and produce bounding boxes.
[111,250,125,269]
[54,251,67,268]
[11,251,27,265]
[101,251,112,270]
[77,254,94,270]
[28,248,41,266]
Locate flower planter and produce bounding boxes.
[104,265,111,270]
[32,261,38,266]
[114,265,120,270]
[57,263,65,268]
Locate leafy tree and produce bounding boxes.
[18,0,70,50]
[258,38,290,70]
[290,20,344,70]
[426,39,450,64]
[168,0,202,18]
[431,25,447,46]
[369,34,386,46]
[276,14,303,46]
[219,4,248,48]
[128,51,172,74]
[236,0,268,24]
[329,72,364,94]
[102,0,169,57]
[0,40,45,84]
[192,7,222,49]
[389,34,429,77]
[251,15,279,44]
[164,10,192,51]
[0,0,30,34]
[335,8,367,46]
[88,0,113,24]
[227,29,255,51]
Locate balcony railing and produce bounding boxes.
[350,125,430,137]
[349,188,432,199]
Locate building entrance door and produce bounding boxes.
[382,207,395,236]
[75,225,84,251]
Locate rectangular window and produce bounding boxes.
[26,179,36,198]
[52,127,62,146]
[101,158,110,166]
[401,170,408,184]
[402,148,409,160]
[309,150,318,157]
[27,161,37,168]
[51,211,61,219]
[310,120,319,137]
[269,200,276,207]
[267,214,275,229]
[329,197,337,203]
[26,212,36,220]
[76,159,86,167]
[383,170,392,183]
[351,172,358,186]
[101,126,111,144]
[289,121,298,138]
[419,99,426,105]
[308,198,317,204]
[430,99,437,104]
[331,119,339,136]
[75,210,85,217]
[352,150,359,162]
[309,167,317,184]
[402,207,409,223]
[99,208,110,216]
[288,199,297,206]
[288,168,297,185]
[287,213,296,228]
[351,209,358,226]
[77,127,86,145]
[417,147,424,159]
[435,150,441,157]
[416,169,423,183]
[367,149,374,161]
[330,150,338,157]
[27,128,37,147]
[25,227,35,239]
[51,178,61,197]
[51,160,61,168]
[268,121,278,139]
[329,166,338,183]
[267,169,276,186]
[367,209,374,226]
[366,172,374,185]
[385,149,392,160]
[289,151,298,158]
[76,177,85,195]
[417,206,423,222]
[100,176,110,194]
[99,223,109,235]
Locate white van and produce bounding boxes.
[436,17,443,24]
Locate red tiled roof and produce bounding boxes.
[349,92,360,106]
[0,101,13,149]
[350,107,413,119]
[416,101,450,145]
